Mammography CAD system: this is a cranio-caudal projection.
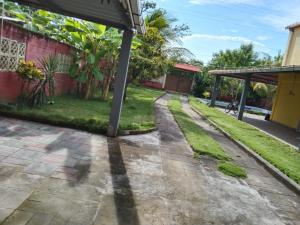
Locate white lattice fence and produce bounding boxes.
[0,37,26,72]
[56,53,72,73]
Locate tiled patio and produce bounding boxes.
[0,95,299,225]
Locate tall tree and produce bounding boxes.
[129,6,191,83]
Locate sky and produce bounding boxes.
[155,0,300,64]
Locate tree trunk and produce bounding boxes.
[102,75,112,101]
[84,75,93,100]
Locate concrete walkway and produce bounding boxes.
[0,94,299,225]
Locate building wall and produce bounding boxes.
[164,74,193,93]
[0,22,76,102]
[283,27,300,66]
[271,73,300,129]
[270,26,300,129]
[142,75,165,90]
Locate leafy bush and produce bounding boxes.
[16,60,44,81]
[203,91,211,99]
[16,56,59,107]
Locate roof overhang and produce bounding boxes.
[175,64,201,73]
[286,22,300,31]
[7,0,145,34]
[209,66,300,85]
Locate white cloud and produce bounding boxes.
[259,2,300,31]
[256,35,270,41]
[182,34,266,48]
[189,0,262,5]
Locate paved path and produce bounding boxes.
[0,94,299,225]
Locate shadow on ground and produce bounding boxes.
[45,131,91,186]
[107,138,140,225]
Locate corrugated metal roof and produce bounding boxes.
[8,0,145,34]
[209,65,300,85]
[175,64,201,73]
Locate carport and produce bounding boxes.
[209,65,300,120]
[7,0,145,137]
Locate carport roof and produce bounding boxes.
[8,0,145,34]
[209,65,300,85]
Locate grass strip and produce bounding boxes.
[168,96,247,178]
[218,161,247,178]
[189,96,300,184]
[168,97,229,160]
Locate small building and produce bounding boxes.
[208,22,300,131]
[143,63,201,93]
[271,23,300,130]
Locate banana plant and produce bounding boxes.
[65,19,107,99]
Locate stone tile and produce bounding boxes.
[48,216,67,225]
[24,162,58,176]
[25,213,53,225]
[0,208,14,223]
[11,150,44,161]
[0,172,42,190]
[0,188,32,209]
[4,157,32,167]
[2,210,34,225]
[0,146,20,157]
[41,154,66,164]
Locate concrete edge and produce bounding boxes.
[190,105,300,195]
[121,127,157,136]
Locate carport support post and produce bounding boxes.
[210,75,221,107]
[237,74,251,120]
[107,29,134,137]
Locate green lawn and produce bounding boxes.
[0,86,164,134]
[189,96,300,184]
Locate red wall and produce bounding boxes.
[142,81,163,90]
[0,22,76,102]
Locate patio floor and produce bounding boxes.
[0,95,299,225]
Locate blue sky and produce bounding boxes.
[156,0,300,64]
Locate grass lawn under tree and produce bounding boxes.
[0,86,164,134]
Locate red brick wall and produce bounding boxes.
[0,22,76,102]
[142,81,163,90]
